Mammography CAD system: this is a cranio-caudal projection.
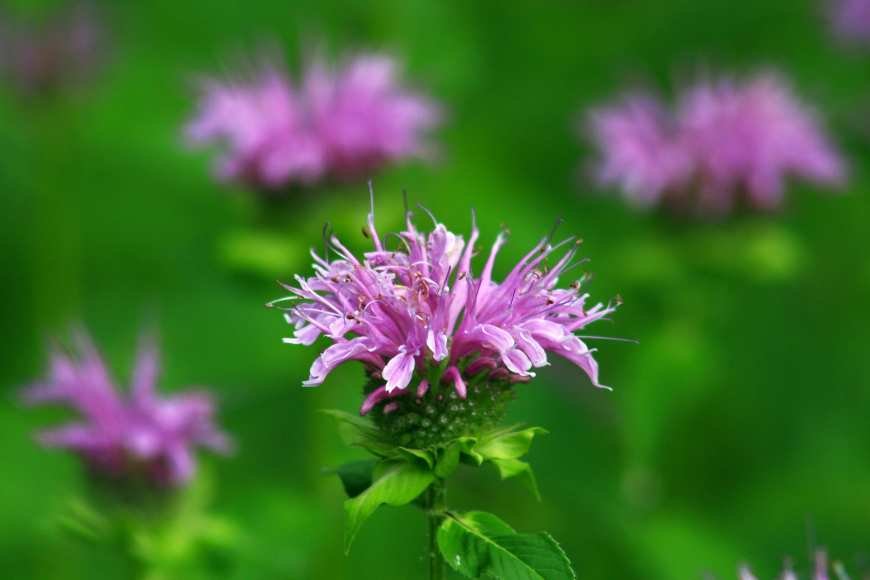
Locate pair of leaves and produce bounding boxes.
[325,409,545,489]
[326,411,549,553]
[437,511,576,580]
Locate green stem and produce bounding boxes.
[425,480,447,580]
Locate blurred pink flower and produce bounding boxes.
[828,0,870,45]
[186,52,441,192]
[0,2,104,97]
[587,94,693,207]
[271,196,618,416]
[585,73,845,215]
[23,331,232,487]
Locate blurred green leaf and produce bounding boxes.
[437,510,576,579]
[218,229,303,278]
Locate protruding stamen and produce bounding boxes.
[321,222,333,260]
[544,217,565,246]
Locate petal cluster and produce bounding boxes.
[0,2,104,96]
[275,200,617,416]
[586,73,845,214]
[186,52,441,191]
[23,332,232,487]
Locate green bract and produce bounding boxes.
[365,373,517,449]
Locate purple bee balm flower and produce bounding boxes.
[185,51,441,192]
[585,73,845,215]
[22,331,232,487]
[677,74,845,213]
[587,94,693,207]
[0,2,104,97]
[271,194,618,427]
[828,0,870,45]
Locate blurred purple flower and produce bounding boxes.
[22,331,232,487]
[739,551,850,580]
[0,2,105,97]
[828,0,870,45]
[186,52,441,192]
[587,94,693,207]
[271,195,618,416]
[678,75,845,212]
[585,73,845,215]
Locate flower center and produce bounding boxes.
[365,374,516,448]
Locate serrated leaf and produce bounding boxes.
[344,461,434,552]
[333,460,377,498]
[437,511,576,580]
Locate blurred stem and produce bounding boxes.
[425,480,446,580]
[32,105,81,331]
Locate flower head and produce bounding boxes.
[22,331,232,487]
[587,93,693,207]
[273,194,617,445]
[186,51,441,192]
[0,2,104,97]
[828,0,870,45]
[585,73,845,215]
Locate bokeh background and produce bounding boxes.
[1,0,869,578]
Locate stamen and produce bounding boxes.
[576,335,639,344]
[416,202,438,226]
[545,217,565,246]
[321,222,333,260]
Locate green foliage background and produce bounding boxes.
[1,0,868,578]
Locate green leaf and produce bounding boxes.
[436,437,478,478]
[398,446,436,469]
[489,458,540,500]
[437,511,576,579]
[321,409,394,457]
[323,410,437,468]
[475,426,547,460]
[344,461,434,552]
[470,426,546,498]
[333,460,377,498]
